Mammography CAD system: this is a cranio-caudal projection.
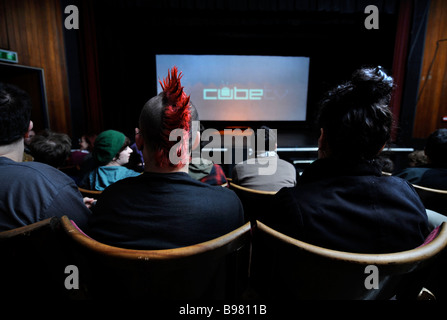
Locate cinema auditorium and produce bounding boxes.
[1,0,447,309]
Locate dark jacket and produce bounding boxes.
[394,165,447,190]
[263,158,430,253]
[0,156,91,230]
[88,172,244,249]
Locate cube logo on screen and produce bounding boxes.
[156,54,309,121]
[203,87,263,100]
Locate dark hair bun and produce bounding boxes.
[350,66,393,104]
[318,66,395,160]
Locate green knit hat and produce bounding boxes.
[93,130,126,165]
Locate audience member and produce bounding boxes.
[66,132,97,168]
[0,83,91,230]
[22,128,35,162]
[79,133,97,152]
[73,134,98,185]
[29,129,72,168]
[188,124,228,186]
[189,158,228,186]
[23,128,35,153]
[88,67,244,249]
[126,128,145,173]
[231,125,296,191]
[263,66,430,254]
[407,150,428,167]
[80,129,139,191]
[377,155,394,174]
[394,129,447,189]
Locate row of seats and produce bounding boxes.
[412,184,447,216]
[1,214,446,300]
[80,181,447,219]
[229,180,447,220]
[74,180,447,299]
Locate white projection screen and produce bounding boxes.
[155,54,310,121]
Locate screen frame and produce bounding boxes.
[154,53,311,124]
[0,62,50,130]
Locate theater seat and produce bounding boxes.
[0,217,80,299]
[413,184,447,216]
[250,220,447,300]
[78,187,102,197]
[60,216,251,299]
[229,182,276,222]
[229,181,277,195]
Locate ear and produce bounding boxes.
[135,129,144,150]
[24,121,34,138]
[318,128,326,148]
[191,131,201,151]
[135,134,144,150]
[318,128,329,159]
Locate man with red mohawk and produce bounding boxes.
[88,67,244,249]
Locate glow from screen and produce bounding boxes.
[156,54,309,121]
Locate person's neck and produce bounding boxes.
[0,140,24,162]
[142,147,189,174]
[105,160,120,167]
[144,162,188,174]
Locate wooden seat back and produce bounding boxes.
[0,217,78,299]
[229,182,276,222]
[413,184,447,216]
[78,187,102,198]
[251,221,447,299]
[61,216,251,299]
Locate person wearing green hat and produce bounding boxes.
[81,130,140,191]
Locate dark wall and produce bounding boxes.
[80,0,400,142]
[1,0,71,135]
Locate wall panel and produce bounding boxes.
[413,0,447,138]
[0,0,71,135]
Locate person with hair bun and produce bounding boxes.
[263,66,430,254]
[88,67,244,250]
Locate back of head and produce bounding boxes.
[425,128,447,166]
[93,130,128,166]
[256,125,277,154]
[139,67,199,168]
[318,66,394,160]
[81,133,97,152]
[0,83,32,146]
[29,130,72,168]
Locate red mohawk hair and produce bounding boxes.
[157,66,191,168]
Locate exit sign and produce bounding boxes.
[0,49,18,63]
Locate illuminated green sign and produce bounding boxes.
[0,49,18,63]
